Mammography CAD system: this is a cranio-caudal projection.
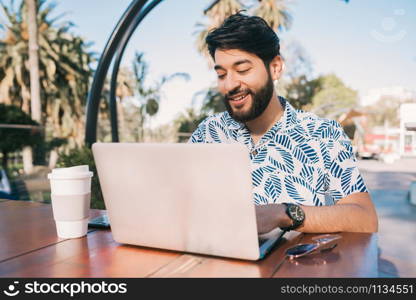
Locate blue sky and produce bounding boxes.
[3,0,415,126]
[283,0,416,95]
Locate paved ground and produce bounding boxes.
[358,157,416,277]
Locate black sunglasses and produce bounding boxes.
[285,234,342,260]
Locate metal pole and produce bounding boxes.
[85,0,148,146]
[109,0,164,142]
[0,124,42,130]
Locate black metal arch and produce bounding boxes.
[85,0,164,146]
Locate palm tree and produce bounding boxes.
[132,52,189,142]
[23,0,42,173]
[253,0,292,32]
[26,0,41,122]
[195,0,242,60]
[94,66,135,142]
[195,0,292,60]
[0,1,32,113]
[0,0,95,160]
[0,103,40,170]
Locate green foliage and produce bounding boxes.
[199,86,226,115]
[145,98,159,116]
[285,75,320,110]
[173,86,226,141]
[56,147,105,210]
[253,0,292,32]
[175,108,208,142]
[195,0,242,57]
[310,74,358,119]
[0,103,40,154]
[131,51,189,142]
[0,0,95,148]
[45,137,68,152]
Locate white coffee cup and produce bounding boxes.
[47,165,93,238]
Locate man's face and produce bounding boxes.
[214,49,274,122]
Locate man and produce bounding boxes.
[189,13,378,234]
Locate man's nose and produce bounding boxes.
[224,74,241,94]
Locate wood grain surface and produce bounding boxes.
[0,201,378,277]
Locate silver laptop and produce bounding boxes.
[92,143,286,260]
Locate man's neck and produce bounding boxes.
[245,93,284,141]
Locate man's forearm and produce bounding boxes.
[255,192,378,234]
[298,198,378,233]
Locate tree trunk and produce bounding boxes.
[21,85,31,115]
[137,111,144,142]
[26,0,42,123]
[21,89,34,174]
[48,149,59,169]
[22,147,34,174]
[26,0,43,170]
[1,151,8,170]
[117,99,126,141]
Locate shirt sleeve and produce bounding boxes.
[327,121,368,203]
[188,120,207,143]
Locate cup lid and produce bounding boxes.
[48,165,93,180]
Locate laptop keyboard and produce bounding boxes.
[258,238,267,246]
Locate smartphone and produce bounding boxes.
[88,214,110,229]
[285,243,318,259]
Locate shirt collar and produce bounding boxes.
[280,96,300,132]
[226,117,244,130]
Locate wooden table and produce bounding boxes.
[0,200,379,277]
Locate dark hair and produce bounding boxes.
[206,12,280,66]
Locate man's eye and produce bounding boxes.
[217,74,226,79]
[237,69,250,74]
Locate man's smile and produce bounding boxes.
[227,91,251,108]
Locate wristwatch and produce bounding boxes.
[281,203,305,231]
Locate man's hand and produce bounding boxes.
[255,204,293,234]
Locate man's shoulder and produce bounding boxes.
[197,111,236,130]
[294,109,343,140]
[189,111,237,143]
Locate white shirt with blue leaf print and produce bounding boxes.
[189,96,368,206]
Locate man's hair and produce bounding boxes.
[206,12,280,66]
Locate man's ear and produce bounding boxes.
[269,56,284,81]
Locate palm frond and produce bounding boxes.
[194,0,242,59]
[253,0,292,32]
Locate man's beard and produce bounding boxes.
[223,75,274,123]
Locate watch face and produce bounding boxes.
[289,205,305,222]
